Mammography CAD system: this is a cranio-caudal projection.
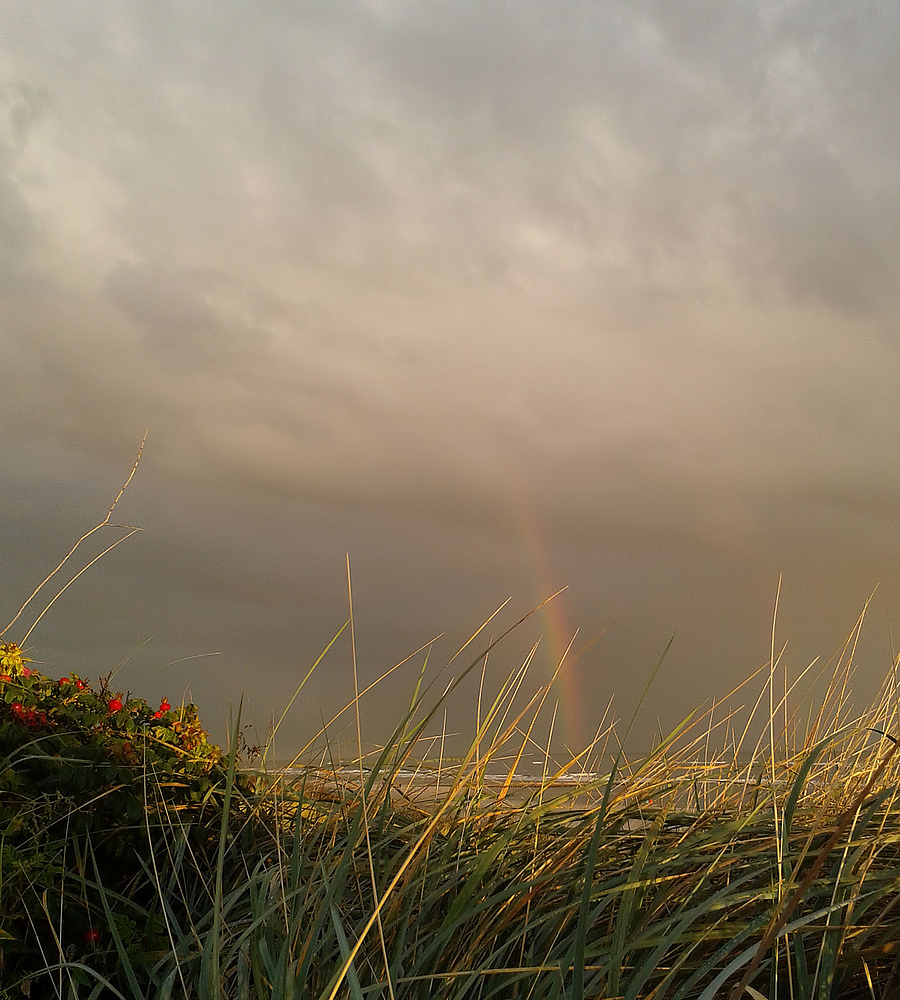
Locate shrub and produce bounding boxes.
[0,640,252,987]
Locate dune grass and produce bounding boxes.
[4,456,900,998]
[4,589,900,1000]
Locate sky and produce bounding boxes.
[2,1,900,762]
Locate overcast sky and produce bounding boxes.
[2,1,900,761]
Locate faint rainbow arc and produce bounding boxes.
[511,486,585,748]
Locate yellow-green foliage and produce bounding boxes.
[0,647,256,986]
[0,642,30,677]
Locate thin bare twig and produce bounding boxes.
[2,430,148,640]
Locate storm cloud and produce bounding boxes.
[3,1,900,754]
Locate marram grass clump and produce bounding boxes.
[4,445,900,998]
[3,608,900,1000]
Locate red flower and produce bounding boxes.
[21,667,32,677]
[0,674,11,683]
[20,708,48,728]
[107,698,123,712]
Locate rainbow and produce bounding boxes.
[511,486,585,748]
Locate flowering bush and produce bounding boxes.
[0,640,251,982]
[0,641,223,773]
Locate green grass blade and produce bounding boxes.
[87,841,145,1000]
[329,903,364,1000]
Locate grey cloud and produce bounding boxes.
[103,261,272,369]
[3,80,51,152]
[5,2,900,750]
[17,1,898,319]
[353,2,900,315]
[105,262,217,338]
[0,83,47,282]
[0,171,37,276]
[758,138,892,313]
[646,3,900,315]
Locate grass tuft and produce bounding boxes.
[5,451,900,997]
[5,602,900,999]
